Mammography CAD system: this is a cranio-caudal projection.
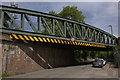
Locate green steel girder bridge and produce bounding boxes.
[0,5,118,51]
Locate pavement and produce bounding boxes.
[8,62,118,78]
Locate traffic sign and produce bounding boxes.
[10,50,15,55]
[70,37,75,42]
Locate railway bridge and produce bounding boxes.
[0,5,118,73]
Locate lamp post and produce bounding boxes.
[108,25,114,45]
[108,25,113,35]
[108,25,116,67]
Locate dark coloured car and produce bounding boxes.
[92,59,104,68]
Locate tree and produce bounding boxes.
[49,11,59,16]
[59,6,85,23]
[49,6,85,23]
[47,6,85,36]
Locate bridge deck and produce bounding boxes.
[0,5,118,49]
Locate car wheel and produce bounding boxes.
[100,66,103,68]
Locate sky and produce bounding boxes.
[1,0,119,2]
[2,2,119,37]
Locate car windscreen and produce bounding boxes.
[96,60,102,63]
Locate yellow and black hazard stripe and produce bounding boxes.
[10,34,105,48]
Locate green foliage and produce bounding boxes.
[89,51,97,59]
[49,6,85,23]
[2,15,9,28]
[114,45,120,52]
[59,6,85,23]
[49,11,59,16]
[114,45,120,67]
[74,50,91,62]
[82,50,89,60]
[44,6,85,35]
[98,51,107,58]
[1,72,25,77]
[74,50,114,63]
[3,20,9,28]
[74,50,84,62]
[42,18,61,36]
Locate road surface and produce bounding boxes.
[9,63,118,78]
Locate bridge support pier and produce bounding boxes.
[1,33,75,73]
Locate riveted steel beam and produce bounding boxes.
[52,19,55,35]
[66,22,73,37]
[1,28,116,47]
[75,24,82,39]
[38,16,42,33]
[41,17,52,34]
[24,14,38,32]
[63,21,66,37]
[0,5,118,47]
[0,12,4,28]
[21,14,24,30]
[5,11,21,30]
[1,5,117,39]
[55,20,64,37]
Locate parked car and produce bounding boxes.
[98,58,106,66]
[104,58,108,64]
[92,59,104,68]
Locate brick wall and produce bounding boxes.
[1,33,75,73]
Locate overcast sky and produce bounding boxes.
[2,2,118,37]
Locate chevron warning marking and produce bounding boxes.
[29,36,34,41]
[38,37,43,42]
[18,35,24,40]
[47,38,50,42]
[34,37,39,41]
[50,39,54,43]
[9,34,106,48]
[12,34,19,39]
[10,35,13,39]
[43,38,47,42]
[24,35,29,40]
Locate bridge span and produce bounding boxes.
[0,5,117,49]
[0,5,118,74]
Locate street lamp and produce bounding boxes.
[108,25,113,35]
[108,25,116,65]
[108,25,113,44]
